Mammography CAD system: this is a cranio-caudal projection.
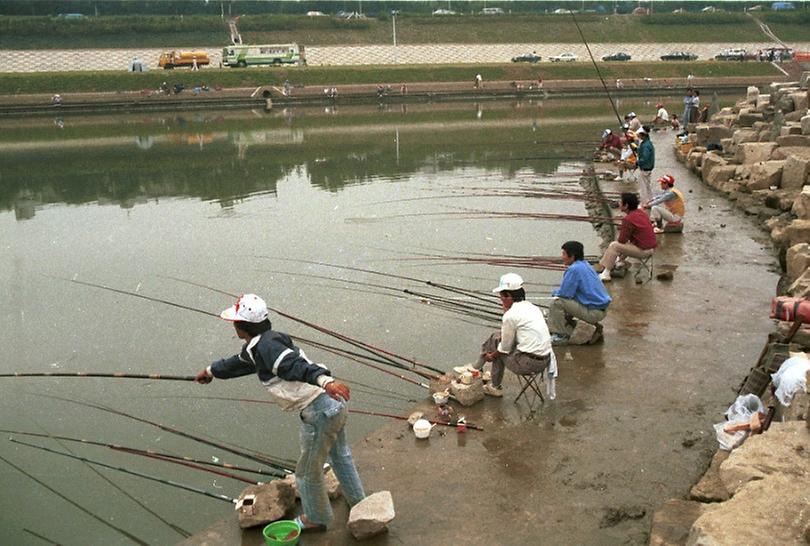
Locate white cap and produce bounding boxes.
[636,127,647,135]
[602,128,612,138]
[220,294,269,323]
[492,273,524,293]
[628,111,637,118]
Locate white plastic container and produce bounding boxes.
[413,419,434,439]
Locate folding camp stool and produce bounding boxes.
[631,252,654,284]
[514,371,545,409]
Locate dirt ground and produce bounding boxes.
[183,129,779,545]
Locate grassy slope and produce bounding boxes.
[1,14,808,49]
[0,62,780,95]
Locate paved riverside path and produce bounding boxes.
[2,41,809,72]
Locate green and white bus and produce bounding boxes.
[222,43,305,68]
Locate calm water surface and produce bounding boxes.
[1,97,666,544]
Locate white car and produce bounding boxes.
[432,9,457,15]
[549,52,579,62]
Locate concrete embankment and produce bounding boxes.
[651,73,810,545]
[0,76,785,117]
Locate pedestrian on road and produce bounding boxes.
[474,73,483,89]
[195,293,367,532]
[192,56,199,71]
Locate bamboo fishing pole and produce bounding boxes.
[0,372,196,381]
[0,428,278,478]
[0,453,150,545]
[50,275,435,386]
[8,438,238,504]
[162,276,443,378]
[32,393,294,474]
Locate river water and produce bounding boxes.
[0,96,714,544]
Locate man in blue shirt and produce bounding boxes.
[549,241,612,344]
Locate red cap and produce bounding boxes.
[657,174,675,185]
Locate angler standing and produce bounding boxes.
[472,273,553,397]
[195,294,366,532]
[636,126,655,203]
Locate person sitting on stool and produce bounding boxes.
[595,192,657,282]
[473,273,552,397]
[643,174,685,233]
[549,241,612,345]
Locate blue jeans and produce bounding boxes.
[297,393,366,526]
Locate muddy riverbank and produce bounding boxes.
[185,128,780,545]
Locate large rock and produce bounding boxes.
[787,243,810,281]
[776,134,810,147]
[731,128,758,145]
[695,125,732,147]
[746,160,784,190]
[781,124,804,136]
[784,219,810,247]
[746,86,759,103]
[755,93,771,110]
[802,115,810,135]
[736,142,777,164]
[687,474,810,546]
[801,71,810,89]
[569,320,597,345]
[348,491,395,540]
[280,468,343,501]
[790,91,808,112]
[450,378,484,406]
[689,450,730,502]
[236,479,297,528]
[776,93,796,113]
[782,154,810,190]
[649,499,708,546]
[719,421,810,495]
[738,109,765,127]
[788,268,810,298]
[772,145,810,161]
[706,165,737,188]
[792,185,810,219]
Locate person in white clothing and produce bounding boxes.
[473,273,553,397]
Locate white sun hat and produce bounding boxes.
[220,294,268,323]
[492,273,524,293]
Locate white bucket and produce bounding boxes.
[413,419,434,439]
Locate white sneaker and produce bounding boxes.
[483,384,504,397]
[599,270,612,282]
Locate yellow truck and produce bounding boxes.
[158,51,210,70]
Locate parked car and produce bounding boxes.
[480,7,504,15]
[432,9,457,15]
[306,11,327,16]
[512,52,542,63]
[602,52,631,62]
[552,8,576,14]
[549,52,578,62]
[660,52,698,61]
[715,48,746,61]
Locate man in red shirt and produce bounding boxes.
[595,192,657,282]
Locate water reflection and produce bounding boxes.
[0,97,693,221]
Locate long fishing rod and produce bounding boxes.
[30,419,192,539]
[402,289,502,319]
[0,428,276,478]
[53,275,433,385]
[180,396,485,431]
[8,439,238,504]
[162,276,442,378]
[0,372,196,381]
[0,453,150,545]
[22,528,60,545]
[31,393,293,474]
[348,408,484,431]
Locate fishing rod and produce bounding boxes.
[8,438,238,504]
[0,428,277,478]
[0,453,150,545]
[29,419,192,539]
[179,396,485,431]
[402,289,502,320]
[348,408,484,431]
[53,275,434,385]
[22,528,60,545]
[0,372,196,381]
[162,276,443,378]
[31,393,294,474]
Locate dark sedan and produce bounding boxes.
[602,52,632,62]
[511,53,542,63]
[660,51,698,61]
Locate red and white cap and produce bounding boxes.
[492,273,524,293]
[657,174,676,185]
[220,294,268,323]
